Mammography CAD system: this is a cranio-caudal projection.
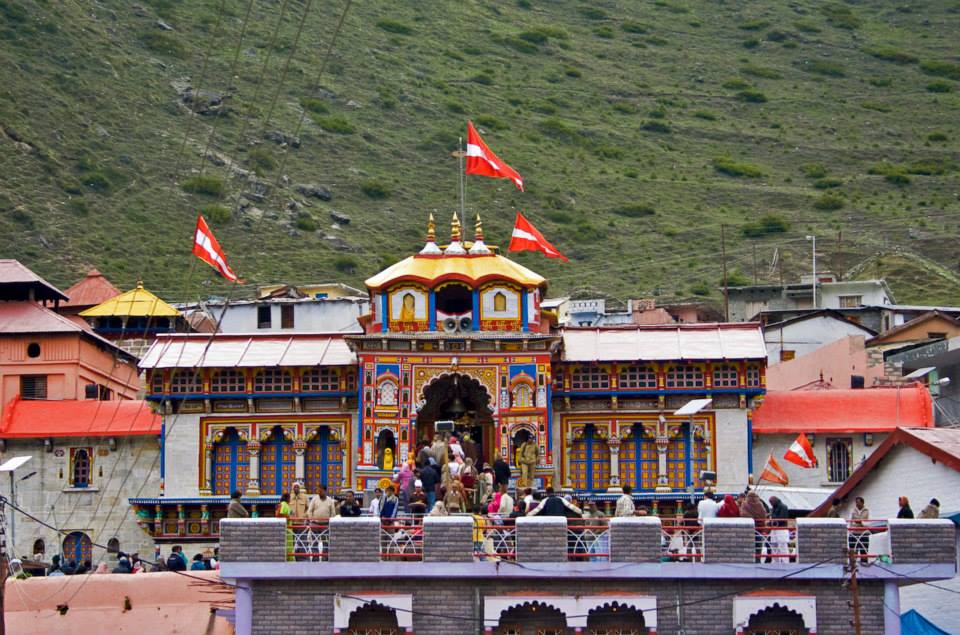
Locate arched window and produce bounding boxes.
[511,382,534,409]
[254,369,292,392]
[347,602,400,635]
[305,427,342,495]
[170,371,202,394]
[62,531,92,565]
[493,291,507,312]
[745,603,809,634]
[665,365,704,388]
[302,367,339,392]
[211,428,249,496]
[32,539,45,557]
[712,364,739,388]
[107,537,120,555]
[586,602,647,634]
[619,366,657,389]
[571,366,610,390]
[495,602,567,635]
[260,427,296,496]
[570,424,610,491]
[619,425,658,490]
[378,380,397,406]
[71,449,91,488]
[211,369,246,393]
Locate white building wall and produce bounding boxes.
[836,443,960,634]
[163,412,203,498]
[752,432,888,488]
[1,436,159,564]
[214,300,366,334]
[820,281,891,309]
[763,316,873,365]
[715,409,750,491]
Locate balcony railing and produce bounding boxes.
[380,516,424,561]
[752,520,797,563]
[289,519,329,561]
[847,519,889,561]
[566,519,610,561]
[474,516,517,561]
[661,520,703,562]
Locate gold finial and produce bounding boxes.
[474,213,484,241]
[451,211,462,242]
[427,213,436,242]
[136,278,144,289]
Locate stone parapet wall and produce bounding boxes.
[422,516,473,563]
[609,516,661,562]
[219,518,286,562]
[796,518,847,564]
[516,516,566,563]
[329,516,379,562]
[889,519,957,564]
[703,517,755,563]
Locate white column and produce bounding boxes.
[235,581,253,635]
[884,580,901,635]
[655,438,670,492]
[294,441,306,482]
[246,441,261,496]
[607,437,622,492]
[202,445,213,495]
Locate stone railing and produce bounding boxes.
[218,516,957,566]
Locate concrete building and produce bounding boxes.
[812,427,960,633]
[886,334,960,426]
[751,384,934,491]
[762,310,877,367]
[217,513,957,635]
[727,276,894,322]
[764,335,887,392]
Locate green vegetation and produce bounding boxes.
[1,0,960,305]
[813,192,845,210]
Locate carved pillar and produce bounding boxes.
[177,503,186,536]
[655,417,671,493]
[562,428,573,488]
[607,436,622,492]
[200,503,210,535]
[294,439,307,483]
[246,440,261,496]
[201,443,213,495]
[154,504,163,536]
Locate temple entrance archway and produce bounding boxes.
[415,372,494,467]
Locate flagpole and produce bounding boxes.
[452,138,467,229]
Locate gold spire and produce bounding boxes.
[427,213,436,243]
[451,211,462,242]
[474,213,484,242]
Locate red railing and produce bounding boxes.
[566,518,610,561]
[380,516,424,561]
[752,519,797,563]
[847,519,889,561]
[288,519,330,561]
[661,520,703,562]
[473,516,517,561]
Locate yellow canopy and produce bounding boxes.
[79,282,181,318]
[364,253,546,291]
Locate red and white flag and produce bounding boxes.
[783,432,817,469]
[509,212,569,262]
[759,453,790,486]
[192,214,239,282]
[465,120,524,191]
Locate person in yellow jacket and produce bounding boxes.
[289,482,310,519]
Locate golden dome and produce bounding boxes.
[364,252,546,291]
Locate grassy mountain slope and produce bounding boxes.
[1,0,959,307]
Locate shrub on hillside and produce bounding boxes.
[201,204,232,224]
[594,26,615,39]
[295,213,317,232]
[741,65,782,79]
[694,110,717,121]
[621,21,649,34]
[821,4,860,30]
[738,19,769,31]
[333,256,357,273]
[579,7,608,20]
[741,214,789,237]
[908,159,955,175]
[722,78,750,90]
[713,156,764,178]
[926,81,953,93]
[866,47,918,64]
[182,175,224,197]
[360,179,390,199]
[737,89,768,103]
[376,19,413,35]
[814,193,845,210]
[798,59,846,77]
[475,115,508,130]
[920,60,960,81]
[611,204,655,218]
[141,31,186,57]
[312,115,355,134]
[813,178,843,189]
[641,120,671,133]
[300,97,329,115]
[247,147,276,175]
[538,117,578,140]
[81,170,111,193]
[742,38,760,49]
[927,132,948,142]
[800,163,828,178]
[869,162,911,185]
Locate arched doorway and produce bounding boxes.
[586,602,647,634]
[305,427,342,494]
[417,373,493,465]
[346,601,400,635]
[62,531,92,565]
[745,604,809,635]
[261,426,295,496]
[212,427,249,496]
[495,601,567,635]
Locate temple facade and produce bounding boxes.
[135,215,766,542]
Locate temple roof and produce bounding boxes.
[561,324,766,362]
[62,268,121,308]
[80,282,181,318]
[0,259,68,302]
[139,333,355,368]
[365,253,546,291]
[0,397,160,438]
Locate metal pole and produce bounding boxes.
[8,473,12,558]
[812,235,817,308]
[849,549,863,635]
[458,136,466,227]
[721,224,729,321]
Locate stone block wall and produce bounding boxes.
[796,518,847,564]
[702,517,755,563]
[219,518,286,562]
[328,516,379,562]
[609,516,661,562]
[422,516,473,563]
[516,516,566,562]
[889,519,957,564]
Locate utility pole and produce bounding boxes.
[752,243,758,284]
[0,498,7,635]
[806,235,817,309]
[836,230,843,280]
[848,549,863,635]
[721,224,729,321]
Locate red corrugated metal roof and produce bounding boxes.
[0,397,160,438]
[61,268,121,308]
[0,259,68,301]
[751,383,934,433]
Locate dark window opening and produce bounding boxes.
[20,375,47,400]
[85,383,98,399]
[436,284,472,315]
[32,539,45,557]
[26,342,41,358]
[107,538,120,554]
[257,305,272,329]
[72,449,91,488]
[281,304,295,329]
